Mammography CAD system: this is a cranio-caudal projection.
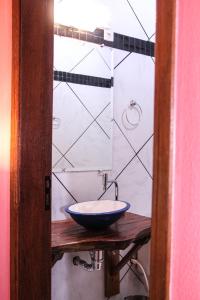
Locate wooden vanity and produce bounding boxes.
[51,212,151,297]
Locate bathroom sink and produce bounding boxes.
[65,200,130,230]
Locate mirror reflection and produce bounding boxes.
[52,2,113,171]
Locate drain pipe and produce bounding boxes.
[73,251,104,272]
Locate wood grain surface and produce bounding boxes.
[104,250,120,297]
[150,0,176,299]
[52,212,151,252]
[11,0,53,299]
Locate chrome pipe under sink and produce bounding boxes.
[73,250,104,272]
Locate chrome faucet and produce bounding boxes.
[103,173,119,201]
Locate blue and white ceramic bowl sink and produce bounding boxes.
[65,200,130,230]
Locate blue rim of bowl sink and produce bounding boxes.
[65,200,130,216]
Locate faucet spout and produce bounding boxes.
[103,173,119,201]
[111,180,119,201]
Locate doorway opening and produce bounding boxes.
[11,0,176,299]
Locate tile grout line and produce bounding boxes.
[96,48,111,71]
[115,134,153,181]
[52,172,78,203]
[53,103,111,168]
[66,82,111,139]
[126,0,150,40]
[114,120,153,179]
[114,52,132,70]
[69,48,95,73]
[98,134,154,200]
[53,143,75,168]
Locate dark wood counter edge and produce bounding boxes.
[52,241,132,252]
[51,212,151,252]
[51,212,151,297]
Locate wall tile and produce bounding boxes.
[53,82,93,156]
[128,0,156,39]
[108,0,148,39]
[113,52,155,152]
[70,45,112,78]
[137,137,154,178]
[54,35,95,72]
[116,156,152,217]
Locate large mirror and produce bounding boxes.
[52,4,114,172]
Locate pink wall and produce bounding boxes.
[171,1,200,299]
[0,0,12,299]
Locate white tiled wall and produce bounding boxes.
[52,0,156,299]
[53,38,113,171]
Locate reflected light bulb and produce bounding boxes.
[54,0,110,32]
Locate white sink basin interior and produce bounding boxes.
[68,200,127,214]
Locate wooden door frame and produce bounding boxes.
[10,0,176,299]
[150,0,176,299]
[11,0,53,299]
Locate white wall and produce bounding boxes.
[52,0,155,299]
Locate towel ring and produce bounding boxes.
[122,100,142,130]
[53,116,61,129]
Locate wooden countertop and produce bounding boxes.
[52,212,151,253]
